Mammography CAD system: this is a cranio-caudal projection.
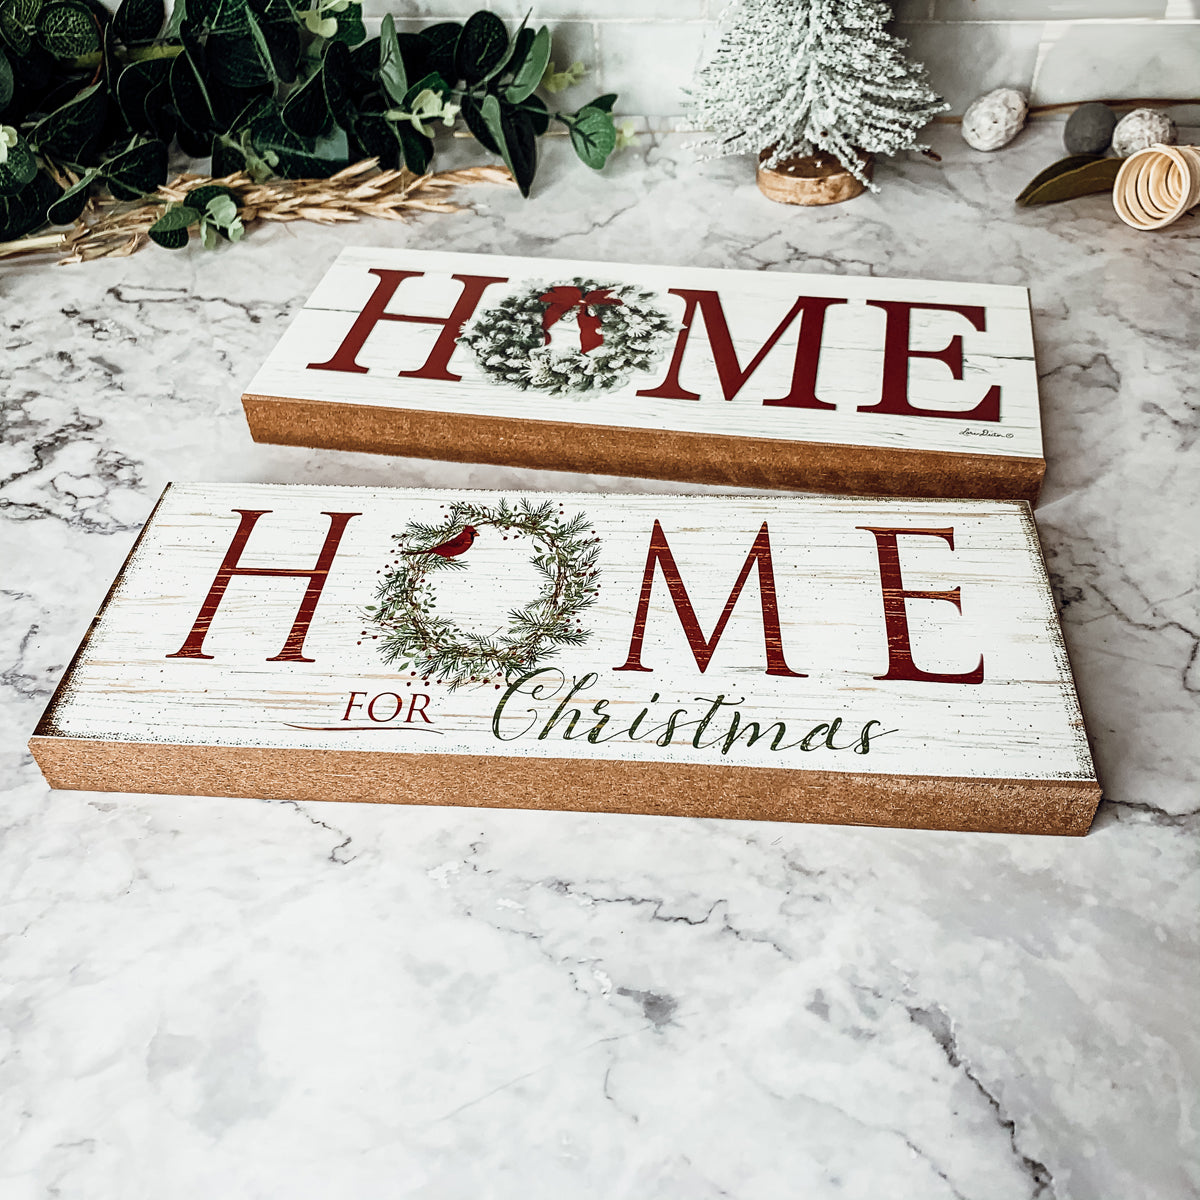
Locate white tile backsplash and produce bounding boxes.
[896,20,1048,115]
[257,0,1200,117]
[1030,20,1200,103]
[594,20,709,115]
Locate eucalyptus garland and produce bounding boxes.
[367,497,601,692]
[458,278,677,396]
[0,1,620,243]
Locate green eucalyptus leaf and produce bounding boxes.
[378,12,406,106]
[349,110,400,170]
[10,0,42,29]
[282,64,330,138]
[419,20,459,80]
[0,42,14,111]
[243,6,279,83]
[207,30,267,86]
[163,0,186,34]
[208,77,269,129]
[322,38,352,125]
[176,121,210,156]
[152,201,198,230]
[99,136,167,199]
[45,164,96,222]
[250,104,348,177]
[567,103,616,170]
[260,13,298,82]
[36,1,100,58]
[347,32,379,83]
[184,0,224,29]
[394,120,431,173]
[456,10,506,85]
[588,93,617,113]
[500,102,536,195]
[1,0,41,56]
[505,26,535,80]
[112,0,163,44]
[0,10,32,57]
[141,71,176,141]
[330,1,363,47]
[0,129,36,193]
[1015,155,1120,206]
[253,7,297,82]
[30,79,106,160]
[210,131,247,175]
[209,0,253,35]
[459,92,498,155]
[395,30,431,81]
[205,192,236,223]
[0,169,58,239]
[504,24,548,104]
[186,182,238,212]
[147,200,198,247]
[480,91,537,197]
[479,11,526,85]
[478,91,505,157]
[308,123,349,162]
[169,38,215,130]
[116,50,172,124]
[206,1,296,83]
[401,69,448,108]
[195,190,241,241]
[524,92,548,136]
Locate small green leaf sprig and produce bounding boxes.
[367,497,602,692]
[0,3,622,243]
[148,182,244,248]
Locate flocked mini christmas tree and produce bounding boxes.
[688,0,947,192]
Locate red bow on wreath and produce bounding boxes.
[538,286,624,354]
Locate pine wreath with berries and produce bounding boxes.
[458,278,677,395]
[366,498,602,691]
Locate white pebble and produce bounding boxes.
[961,88,1029,152]
[1111,109,1178,158]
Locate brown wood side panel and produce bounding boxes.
[242,394,1045,504]
[29,737,1100,836]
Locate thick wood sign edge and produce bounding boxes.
[241,393,1045,503]
[27,736,1100,836]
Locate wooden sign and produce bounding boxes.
[30,484,1099,835]
[242,249,1045,503]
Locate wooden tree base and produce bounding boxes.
[757,150,872,206]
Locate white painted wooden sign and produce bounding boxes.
[30,484,1099,834]
[242,249,1045,502]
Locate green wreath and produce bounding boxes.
[366,498,602,691]
[458,277,677,395]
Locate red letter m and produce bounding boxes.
[636,289,844,408]
[614,521,805,677]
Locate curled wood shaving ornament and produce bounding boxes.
[1113,143,1200,231]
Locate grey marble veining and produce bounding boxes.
[1,124,1197,1199]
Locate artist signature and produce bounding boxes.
[960,428,1014,438]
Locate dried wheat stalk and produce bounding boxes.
[0,159,514,264]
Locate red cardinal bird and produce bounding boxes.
[405,525,478,558]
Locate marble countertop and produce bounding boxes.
[2,124,1197,1200]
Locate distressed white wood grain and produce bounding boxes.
[244,248,1042,460]
[40,484,1093,785]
